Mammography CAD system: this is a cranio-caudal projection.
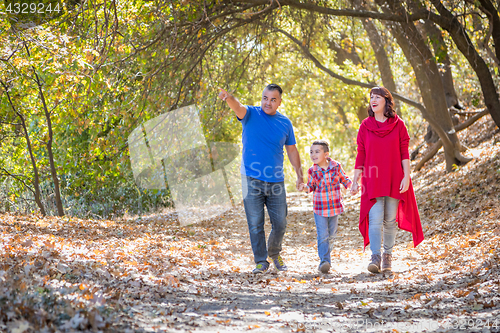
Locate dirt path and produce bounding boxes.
[2,117,499,333]
[107,192,499,333]
[1,174,499,332]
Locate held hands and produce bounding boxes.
[350,182,359,196]
[296,178,308,192]
[296,179,305,191]
[298,183,308,192]
[399,175,410,193]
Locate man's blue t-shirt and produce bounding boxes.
[238,105,296,182]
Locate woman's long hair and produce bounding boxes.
[367,87,396,118]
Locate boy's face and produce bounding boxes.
[310,145,329,165]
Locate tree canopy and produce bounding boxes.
[1,0,499,217]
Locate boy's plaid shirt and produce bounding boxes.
[306,158,352,217]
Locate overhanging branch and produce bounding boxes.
[414,109,488,171]
[274,28,427,115]
[230,0,430,22]
[0,167,35,195]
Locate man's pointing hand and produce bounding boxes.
[218,87,229,101]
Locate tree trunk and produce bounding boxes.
[429,0,500,129]
[420,19,463,145]
[335,102,349,125]
[380,0,471,172]
[357,105,368,123]
[327,38,363,67]
[362,19,397,94]
[25,44,65,216]
[478,0,500,62]
[0,80,46,216]
[421,20,461,109]
[352,0,399,110]
[38,76,65,216]
[17,111,47,216]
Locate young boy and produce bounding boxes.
[301,140,352,273]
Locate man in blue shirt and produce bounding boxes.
[218,84,304,273]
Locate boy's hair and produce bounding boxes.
[312,140,329,152]
[265,83,283,96]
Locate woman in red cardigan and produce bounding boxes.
[350,87,424,273]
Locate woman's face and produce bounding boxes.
[370,93,386,115]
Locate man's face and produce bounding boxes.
[261,88,282,115]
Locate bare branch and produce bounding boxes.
[0,167,35,195]
[415,109,489,171]
[454,109,489,132]
[273,27,427,114]
[0,77,46,215]
[227,0,430,22]
[0,44,23,62]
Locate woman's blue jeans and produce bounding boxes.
[368,196,399,255]
[313,213,338,264]
[242,176,287,265]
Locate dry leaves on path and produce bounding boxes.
[0,118,499,333]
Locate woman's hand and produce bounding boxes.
[350,182,359,195]
[350,169,363,196]
[400,159,410,193]
[399,175,410,193]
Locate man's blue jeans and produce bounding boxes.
[242,176,287,265]
[368,196,399,256]
[313,213,338,264]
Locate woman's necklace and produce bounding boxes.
[375,116,387,126]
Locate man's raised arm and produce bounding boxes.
[218,88,247,119]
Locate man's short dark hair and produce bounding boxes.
[265,84,283,96]
[312,140,329,152]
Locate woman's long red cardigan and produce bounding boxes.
[355,115,424,249]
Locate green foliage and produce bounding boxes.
[0,0,494,217]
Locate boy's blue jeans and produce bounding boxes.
[368,196,399,256]
[242,176,287,266]
[314,213,338,264]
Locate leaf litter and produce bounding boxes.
[0,117,499,332]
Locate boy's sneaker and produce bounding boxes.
[252,263,269,274]
[272,256,288,271]
[381,253,392,272]
[318,261,331,274]
[368,254,381,274]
